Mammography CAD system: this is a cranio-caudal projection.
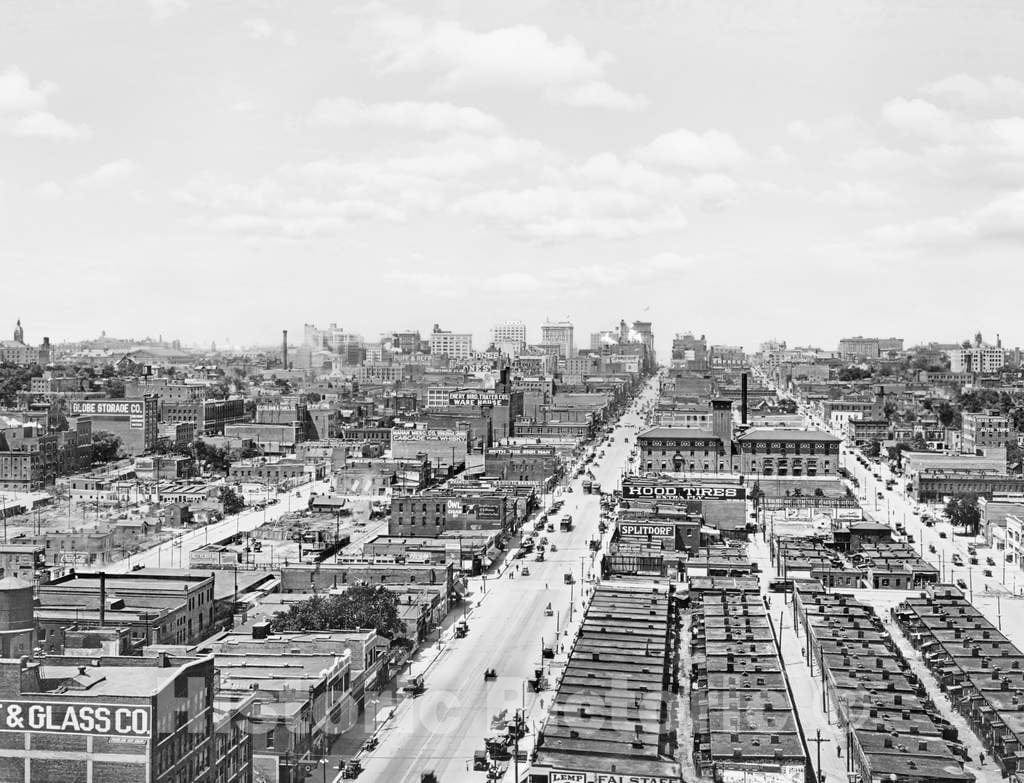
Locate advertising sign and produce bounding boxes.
[447,391,510,407]
[835,508,863,521]
[548,771,680,783]
[57,552,90,567]
[619,523,674,538]
[0,701,150,738]
[70,400,145,418]
[487,446,555,457]
[392,429,465,442]
[476,504,501,521]
[622,482,745,501]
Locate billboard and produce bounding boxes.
[476,504,502,521]
[391,429,465,442]
[622,482,745,501]
[548,770,680,783]
[70,400,145,417]
[618,523,675,537]
[0,701,150,738]
[487,446,556,457]
[446,391,510,407]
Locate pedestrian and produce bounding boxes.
[837,746,842,758]
[980,753,985,766]
[545,582,549,589]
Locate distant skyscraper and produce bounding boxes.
[491,321,527,351]
[541,320,574,358]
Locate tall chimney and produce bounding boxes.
[741,373,748,424]
[98,571,106,628]
[282,329,289,370]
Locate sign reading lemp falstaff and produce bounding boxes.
[550,771,680,783]
[622,482,745,501]
[0,701,151,738]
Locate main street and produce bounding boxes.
[355,380,659,783]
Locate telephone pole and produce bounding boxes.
[810,728,830,783]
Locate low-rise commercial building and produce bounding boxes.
[530,581,681,783]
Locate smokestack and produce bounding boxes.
[741,373,748,424]
[282,329,289,370]
[98,571,106,628]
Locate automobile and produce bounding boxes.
[968,545,977,555]
[987,557,996,566]
[970,556,978,565]
[768,578,793,593]
[929,544,937,554]
[939,531,947,538]
[907,535,915,544]
[984,569,993,577]
[952,556,963,566]
[956,579,968,589]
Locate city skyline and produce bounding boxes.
[3,1,1024,349]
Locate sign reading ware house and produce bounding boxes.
[622,481,745,501]
[0,701,150,737]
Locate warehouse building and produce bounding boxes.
[529,581,682,783]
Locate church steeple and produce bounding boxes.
[13,319,23,344]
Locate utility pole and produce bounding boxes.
[810,728,830,783]
[513,708,523,783]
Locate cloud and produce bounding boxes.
[869,189,1024,248]
[309,97,504,134]
[0,67,87,141]
[369,10,642,110]
[33,181,64,199]
[450,185,687,241]
[634,128,747,171]
[0,67,55,114]
[554,81,648,112]
[147,0,188,21]
[242,18,296,45]
[818,181,901,209]
[881,97,958,141]
[79,158,138,187]
[9,111,89,140]
[786,115,863,143]
[922,74,1024,112]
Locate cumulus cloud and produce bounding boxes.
[634,128,747,171]
[922,74,1024,112]
[450,185,687,241]
[242,18,296,45]
[309,97,504,134]
[368,9,643,110]
[818,181,901,209]
[79,158,138,187]
[0,67,55,113]
[555,81,648,112]
[147,0,189,21]
[881,97,959,141]
[0,67,87,140]
[869,189,1024,248]
[33,181,64,199]
[8,111,89,140]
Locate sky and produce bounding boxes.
[3,0,1024,358]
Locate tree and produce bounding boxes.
[813,488,824,497]
[865,440,881,458]
[777,398,798,414]
[268,585,406,639]
[944,494,981,536]
[107,378,126,398]
[220,486,245,515]
[936,401,959,428]
[194,440,231,473]
[91,430,123,462]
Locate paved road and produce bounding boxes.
[355,381,659,783]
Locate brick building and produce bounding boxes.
[736,428,841,477]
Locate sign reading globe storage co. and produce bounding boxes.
[622,481,745,501]
[70,399,147,430]
[0,700,150,738]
